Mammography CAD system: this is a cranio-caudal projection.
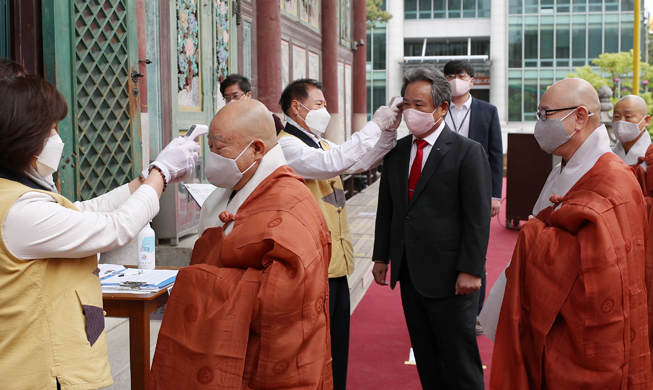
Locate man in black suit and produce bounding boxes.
[372,64,491,389]
[443,60,503,334]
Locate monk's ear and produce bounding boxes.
[575,106,592,130]
[644,115,652,128]
[251,139,266,160]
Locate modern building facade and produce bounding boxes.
[368,0,645,134]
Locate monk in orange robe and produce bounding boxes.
[490,79,652,389]
[148,100,333,389]
[613,95,653,374]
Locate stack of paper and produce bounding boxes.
[99,264,177,294]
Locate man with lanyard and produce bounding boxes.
[277,78,401,390]
[443,60,503,335]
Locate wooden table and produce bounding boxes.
[102,267,177,390]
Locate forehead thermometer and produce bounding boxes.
[390,97,403,109]
[185,124,209,141]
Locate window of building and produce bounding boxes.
[587,15,602,61]
[621,13,634,52]
[604,14,619,53]
[524,16,539,67]
[571,15,586,67]
[509,18,523,68]
[510,0,523,14]
[556,16,570,67]
[405,0,491,19]
[540,16,554,67]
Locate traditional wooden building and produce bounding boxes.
[1,0,368,240]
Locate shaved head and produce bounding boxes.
[538,78,603,161]
[614,95,648,117]
[208,99,278,190]
[541,78,601,126]
[210,99,277,151]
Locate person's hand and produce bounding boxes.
[372,262,389,286]
[371,100,402,132]
[455,272,481,295]
[491,198,501,217]
[149,137,200,184]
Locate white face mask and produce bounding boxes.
[534,108,594,154]
[298,102,331,136]
[205,140,257,189]
[35,133,64,180]
[449,78,472,97]
[612,117,646,143]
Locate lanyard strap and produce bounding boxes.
[448,107,471,134]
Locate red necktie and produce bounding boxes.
[408,139,428,202]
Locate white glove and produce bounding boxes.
[371,97,402,132]
[149,137,200,184]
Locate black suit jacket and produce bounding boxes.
[468,98,503,199]
[372,126,492,298]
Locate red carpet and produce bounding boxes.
[348,179,519,389]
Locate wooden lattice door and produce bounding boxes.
[69,0,141,200]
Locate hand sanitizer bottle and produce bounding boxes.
[138,223,156,270]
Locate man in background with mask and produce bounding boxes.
[612,95,652,194]
[277,78,400,390]
[443,60,503,335]
[220,73,285,134]
[149,99,333,389]
[489,78,652,389]
[371,64,491,389]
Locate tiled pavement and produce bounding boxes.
[103,178,382,389]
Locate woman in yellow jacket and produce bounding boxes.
[0,67,200,390]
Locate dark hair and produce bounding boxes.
[278,78,326,115]
[401,64,452,108]
[0,75,68,175]
[443,60,475,78]
[0,58,28,79]
[220,74,251,96]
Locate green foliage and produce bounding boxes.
[592,50,634,83]
[567,65,609,90]
[367,0,392,25]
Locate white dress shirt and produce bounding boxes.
[612,132,652,170]
[408,119,445,175]
[532,124,612,215]
[278,117,397,181]
[444,95,472,138]
[199,144,287,236]
[4,183,160,260]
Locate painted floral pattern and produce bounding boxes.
[216,0,229,82]
[177,0,200,108]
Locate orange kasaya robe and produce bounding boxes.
[148,165,334,390]
[631,143,653,375]
[490,153,652,390]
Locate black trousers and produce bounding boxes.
[477,271,486,316]
[399,263,484,390]
[329,276,350,390]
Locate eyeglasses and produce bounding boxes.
[223,93,246,102]
[535,106,589,121]
[445,72,470,81]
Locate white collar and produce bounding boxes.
[285,116,322,143]
[412,118,446,146]
[211,144,287,235]
[533,125,612,215]
[451,95,472,111]
[613,131,652,166]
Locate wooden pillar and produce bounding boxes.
[352,0,367,132]
[11,0,43,76]
[321,0,338,113]
[255,0,281,111]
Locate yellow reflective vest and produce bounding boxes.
[279,131,355,278]
[0,179,112,390]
